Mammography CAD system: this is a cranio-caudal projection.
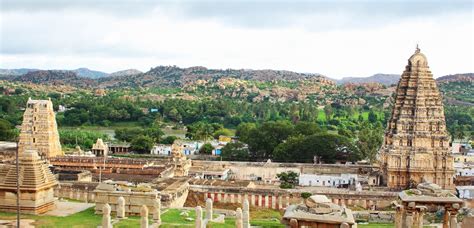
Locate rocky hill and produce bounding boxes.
[72,68,108,79]
[337,74,400,85]
[436,73,473,83]
[98,65,334,88]
[13,70,95,87]
[109,69,142,77]
[0,68,39,76]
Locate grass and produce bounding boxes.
[0,207,101,228]
[0,207,288,228]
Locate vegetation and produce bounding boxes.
[277,171,299,189]
[0,75,472,162]
[59,129,110,150]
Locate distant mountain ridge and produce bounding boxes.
[1,66,472,89]
[337,74,400,86]
[13,70,95,87]
[98,65,332,88]
[436,73,473,83]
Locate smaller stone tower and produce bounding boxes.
[18,98,63,158]
[0,149,58,214]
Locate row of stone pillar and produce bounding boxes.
[102,196,161,228]
[206,192,291,209]
[195,198,251,228]
[54,188,95,203]
[394,202,460,228]
[206,192,375,210]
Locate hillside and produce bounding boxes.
[72,68,108,79]
[13,70,95,87]
[0,68,39,76]
[109,69,142,77]
[98,66,334,88]
[436,73,474,83]
[337,74,400,86]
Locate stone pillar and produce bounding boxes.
[235,208,243,228]
[243,199,250,228]
[217,193,222,202]
[83,189,89,203]
[340,222,350,228]
[195,206,203,228]
[141,205,149,228]
[289,218,298,228]
[238,194,242,204]
[242,209,250,228]
[102,203,112,228]
[406,212,414,228]
[230,194,235,203]
[206,198,213,221]
[117,196,126,219]
[271,196,276,209]
[286,195,290,207]
[153,197,161,222]
[395,204,404,228]
[443,210,450,228]
[223,193,228,203]
[264,195,269,208]
[251,195,256,206]
[278,195,283,209]
[449,207,459,228]
[75,189,81,201]
[257,195,262,207]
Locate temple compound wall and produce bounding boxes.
[191,160,378,184]
[188,185,396,210]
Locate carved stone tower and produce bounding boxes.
[379,47,454,190]
[18,98,63,158]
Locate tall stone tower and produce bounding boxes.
[379,47,454,190]
[18,98,63,158]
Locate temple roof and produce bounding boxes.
[0,149,58,191]
[408,45,428,66]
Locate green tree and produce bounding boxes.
[213,128,233,139]
[199,143,214,155]
[235,123,256,143]
[294,121,321,136]
[161,136,177,145]
[368,111,378,123]
[0,119,16,141]
[245,121,294,159]
[277,171,299,189]
[221,142,249,161]
[130,135,154,154]
[357,122,384,162]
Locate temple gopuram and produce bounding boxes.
[17,98,63,158]
[379,47,454,190]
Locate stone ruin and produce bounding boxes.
[282,194,355,228]
[394,182,464,228]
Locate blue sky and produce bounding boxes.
[0,0,472,78]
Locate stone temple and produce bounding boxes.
[379,47,454,190]
[0,149,58,214]
[18,98,63,158]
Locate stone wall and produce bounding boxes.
[188,185,396,210]
[191,160,378,184]
[94,190,160,216]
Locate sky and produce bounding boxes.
[0,0,473,78]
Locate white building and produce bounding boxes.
[151,141,204,156]
[299,173,358,187]
[457,186,474,199]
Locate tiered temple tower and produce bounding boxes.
[379,47,454,190]
[0,149,58,214]
[18,98,63,158]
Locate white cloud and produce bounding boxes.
[0,1,472,78]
